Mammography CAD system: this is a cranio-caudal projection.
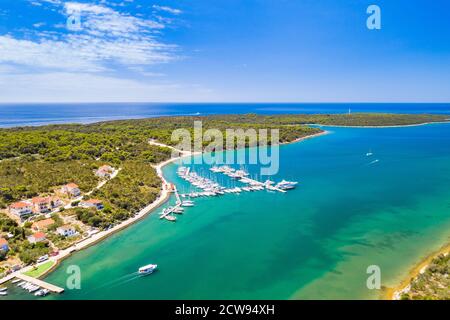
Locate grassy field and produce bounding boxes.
[23,260,55,278]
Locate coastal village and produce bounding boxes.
[0,164,117,294]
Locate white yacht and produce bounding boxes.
[172,207,184,213]
[165,215,177,222]
[138,264,158,275]
[181,200,195,207]
[276,180,298,190]
[28,285,40,293]
[209,166,221,173]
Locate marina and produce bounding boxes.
[156,165,298,223]
[178,165,297,199]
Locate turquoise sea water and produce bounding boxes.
[4,123,450,300]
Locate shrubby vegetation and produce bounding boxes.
[18,241,50,265]
[401,254,449,300]
[88,161,161,227]
[0,125,172,163]
[0,212,50,264]
[0,159,100,208]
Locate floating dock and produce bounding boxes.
[159,204,182,220]
[174,185,182,204]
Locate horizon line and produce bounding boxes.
[0,102,449,105]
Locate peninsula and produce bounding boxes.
[0,113,448,284]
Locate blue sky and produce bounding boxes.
[0,0,449,102]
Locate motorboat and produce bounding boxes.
[138,264,158,275]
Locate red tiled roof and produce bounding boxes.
[65,183,79,189]
[33,232,46,239]
[85,199,102,204]
[10,202,31,209]
[31,197,51,204]
[32,218,55,229]
[0,238,8,246]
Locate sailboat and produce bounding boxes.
[366,149,373,156]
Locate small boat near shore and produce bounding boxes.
[28,285,40,293]
[34,289,50,297]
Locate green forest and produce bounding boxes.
[76,161,161,228]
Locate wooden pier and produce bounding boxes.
[174,186,182,204]
[15,273,64,294]
[0,274,14,285]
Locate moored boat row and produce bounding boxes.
[162,166,298,224]
[14,280,50,297]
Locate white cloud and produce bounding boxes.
[0,1,193,102]
[33,22,47,28]
[1,1,177,73]
[152,5,182,15]
[29,0,62,6]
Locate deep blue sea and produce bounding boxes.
[0,103,449,128]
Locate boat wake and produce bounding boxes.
[86,272,141,294]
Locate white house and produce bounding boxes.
[61,183,81,197]
[31,197,52,214]
[57,225,77,237]
[95,165,114,178]
[9,201,33,218]
[80,199,104,210]
[27,232,47,244]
